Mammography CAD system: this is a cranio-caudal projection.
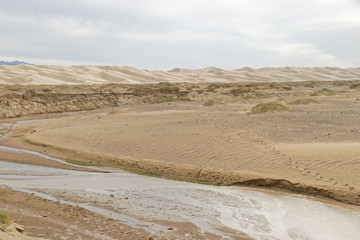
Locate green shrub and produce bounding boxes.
[65,158,98,166]
[242,95,256,100]
[162,96,178,103]
[250,102,290,114]
[0,212,10,226]
[203,99,215,106]
[288,98,319,105]
[311,88,336,96]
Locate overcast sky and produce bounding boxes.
[0,0,359,69]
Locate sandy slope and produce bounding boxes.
[17,88,360,205]
[1,65,360,85]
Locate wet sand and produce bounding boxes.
[0,186,154,240]
[1,161,360,240]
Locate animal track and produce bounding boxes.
[252,135,358,195]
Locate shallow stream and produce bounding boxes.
[1,121,360,239]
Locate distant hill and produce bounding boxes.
[0,60,33,66]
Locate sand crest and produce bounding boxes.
[1,65,360,85]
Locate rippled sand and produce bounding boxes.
[1,65,360,85]
[14,89,360,206]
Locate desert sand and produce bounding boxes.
[2,80,359,204]
[1,65,360,85]
[1,67,360,239]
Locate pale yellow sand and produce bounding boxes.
[1,65,360,85]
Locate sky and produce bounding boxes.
[0,0,359,69]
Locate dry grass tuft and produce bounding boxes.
[242,93,268,100]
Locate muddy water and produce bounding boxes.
[0,160,360,240]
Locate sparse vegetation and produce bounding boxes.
[3,84,22,91]
[229,86,248,96]
[206,83,233,90]
[250,102,290,114]
[55,85,70,90]
[349,83,360,89]
[203,99,215,106]
[332,81,348,86]
[242,95,255,100]
[288,98,319,105]
[304,81,316,88]
[311,88,336,96]
[0,212,10,227]
[162,96,178,103]
[242,93,268,100]
[65,158,98,166]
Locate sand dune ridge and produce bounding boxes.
[1,65,360,85]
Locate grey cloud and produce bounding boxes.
[0,0,359,68]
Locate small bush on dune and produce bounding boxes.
[242,95,255,100]
[203,99,215,106]
[162,96,178,103]
[0,212,10,227]
[311,88,336,96]
[250,102,290,114]
[242,93,268,100]
[288,98,319,105]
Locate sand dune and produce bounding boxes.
[1,65,360,85]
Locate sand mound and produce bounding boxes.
[1,65,360,85]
